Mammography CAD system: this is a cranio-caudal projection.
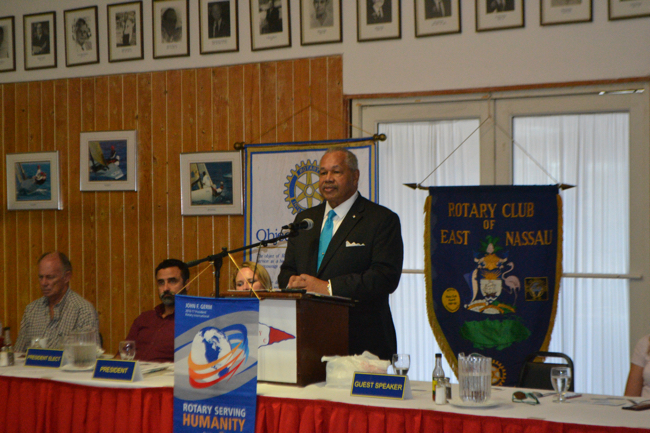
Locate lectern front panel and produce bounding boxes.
[258,299,298,383]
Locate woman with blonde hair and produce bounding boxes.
[624,334,650,397]
[232,261,272,291]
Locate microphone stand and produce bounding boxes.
[187,230,299,298]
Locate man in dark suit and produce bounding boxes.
[208,2,230,38]
[425,0,452,18]
[278,148,404,360]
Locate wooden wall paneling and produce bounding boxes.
[0,85,4,328]
[2,84,17,331]
[94,76,111,339]
[293,59,310,142]
[327,56,344,138]
[194,68,213,297]
[122,74,140,344]
[80,78,97,308]
[137,73,155,314]
[181,69,198,280]
[54,80,69,256]
[166,70,183,262]
[310,57,328,141]
[259,62,278,144]
[67,79,83,303]
[15,83,32,311]
[27,82,44,299]
[41,81,57,253]
[108,74,125,351]
[276,61,294,143]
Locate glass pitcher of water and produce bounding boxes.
[64,330,97,368]
[458,352,492,403]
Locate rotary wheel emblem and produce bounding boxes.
[284,160,322,214]
[491,359,507,386]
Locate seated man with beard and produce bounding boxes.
[119,259,189,362]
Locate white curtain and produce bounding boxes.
[378,113,630,395]
[513,113,630,395]
[378,120,480,381]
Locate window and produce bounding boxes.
[353,84,650,395]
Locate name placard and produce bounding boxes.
[350,372,412,400]
[25,348,64,368]
[92,359,142,382]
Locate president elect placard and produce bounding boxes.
[174,295,259,433]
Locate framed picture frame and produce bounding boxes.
[23,11,57,71]
[64,6,99,67]
[300,0,342,45]
[250,0,291,51]
[6,151,62,211]
[107,1,144,62]
[199,0,239,54]
[541,0,592,25]
[79,130,138,192]
[415,0,461,37]
[180,151,243,216]
[357,0,401,42]
[609,0,650,20]
[152,0,190,59]
[475,0,524,32]
[0,16,16,73]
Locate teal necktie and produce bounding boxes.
[318,210,336,270]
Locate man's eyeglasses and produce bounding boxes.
[512,391,540,405]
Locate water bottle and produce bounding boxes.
[432,353,445,401]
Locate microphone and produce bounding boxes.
[282,218,314,231]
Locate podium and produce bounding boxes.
[223,291,353,386]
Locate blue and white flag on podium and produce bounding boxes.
[174,295,259,433]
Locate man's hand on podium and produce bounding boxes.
[286,274,329,295]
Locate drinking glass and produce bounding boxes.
[119,340,136,360]
[392,354,410,376]
[550,366,571,402]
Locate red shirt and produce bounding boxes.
[125,304,174,362]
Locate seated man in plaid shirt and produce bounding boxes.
[14,251,99,352]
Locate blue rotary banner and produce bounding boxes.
[425,185,562,386]
[173,295,259,433]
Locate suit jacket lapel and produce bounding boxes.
[317,196,365,277]
[306,204,326,275]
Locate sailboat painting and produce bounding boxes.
[6,151,62,210]
[180,151,243,216]
[80,130,137,191]
[14,161,51,201]
[87,139,127,182]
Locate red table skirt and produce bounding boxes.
[0,376,646,433]
[255,396,649,433]
[0,376,173,433]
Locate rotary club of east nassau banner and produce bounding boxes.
[243,142,376,287]
[173,295,259,433]
[425,185,562,387]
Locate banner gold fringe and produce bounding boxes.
[424,194,459,376]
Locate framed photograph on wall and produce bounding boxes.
[300,0,342,45]
[6,151,62,211]
[153,0,190,58]
[64,6,99,67]
[250,0,291,51]
[79,130,138,191]
[108,1,144,62]
[475,0,524,32]
[357,0,401,42]
[541,0,592,26]
[199,0,239,54]
[180,151,243,216]
[609,0,650,20]
[415,0,461,37]
[0,16,16,72]
[23,11,57,70]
